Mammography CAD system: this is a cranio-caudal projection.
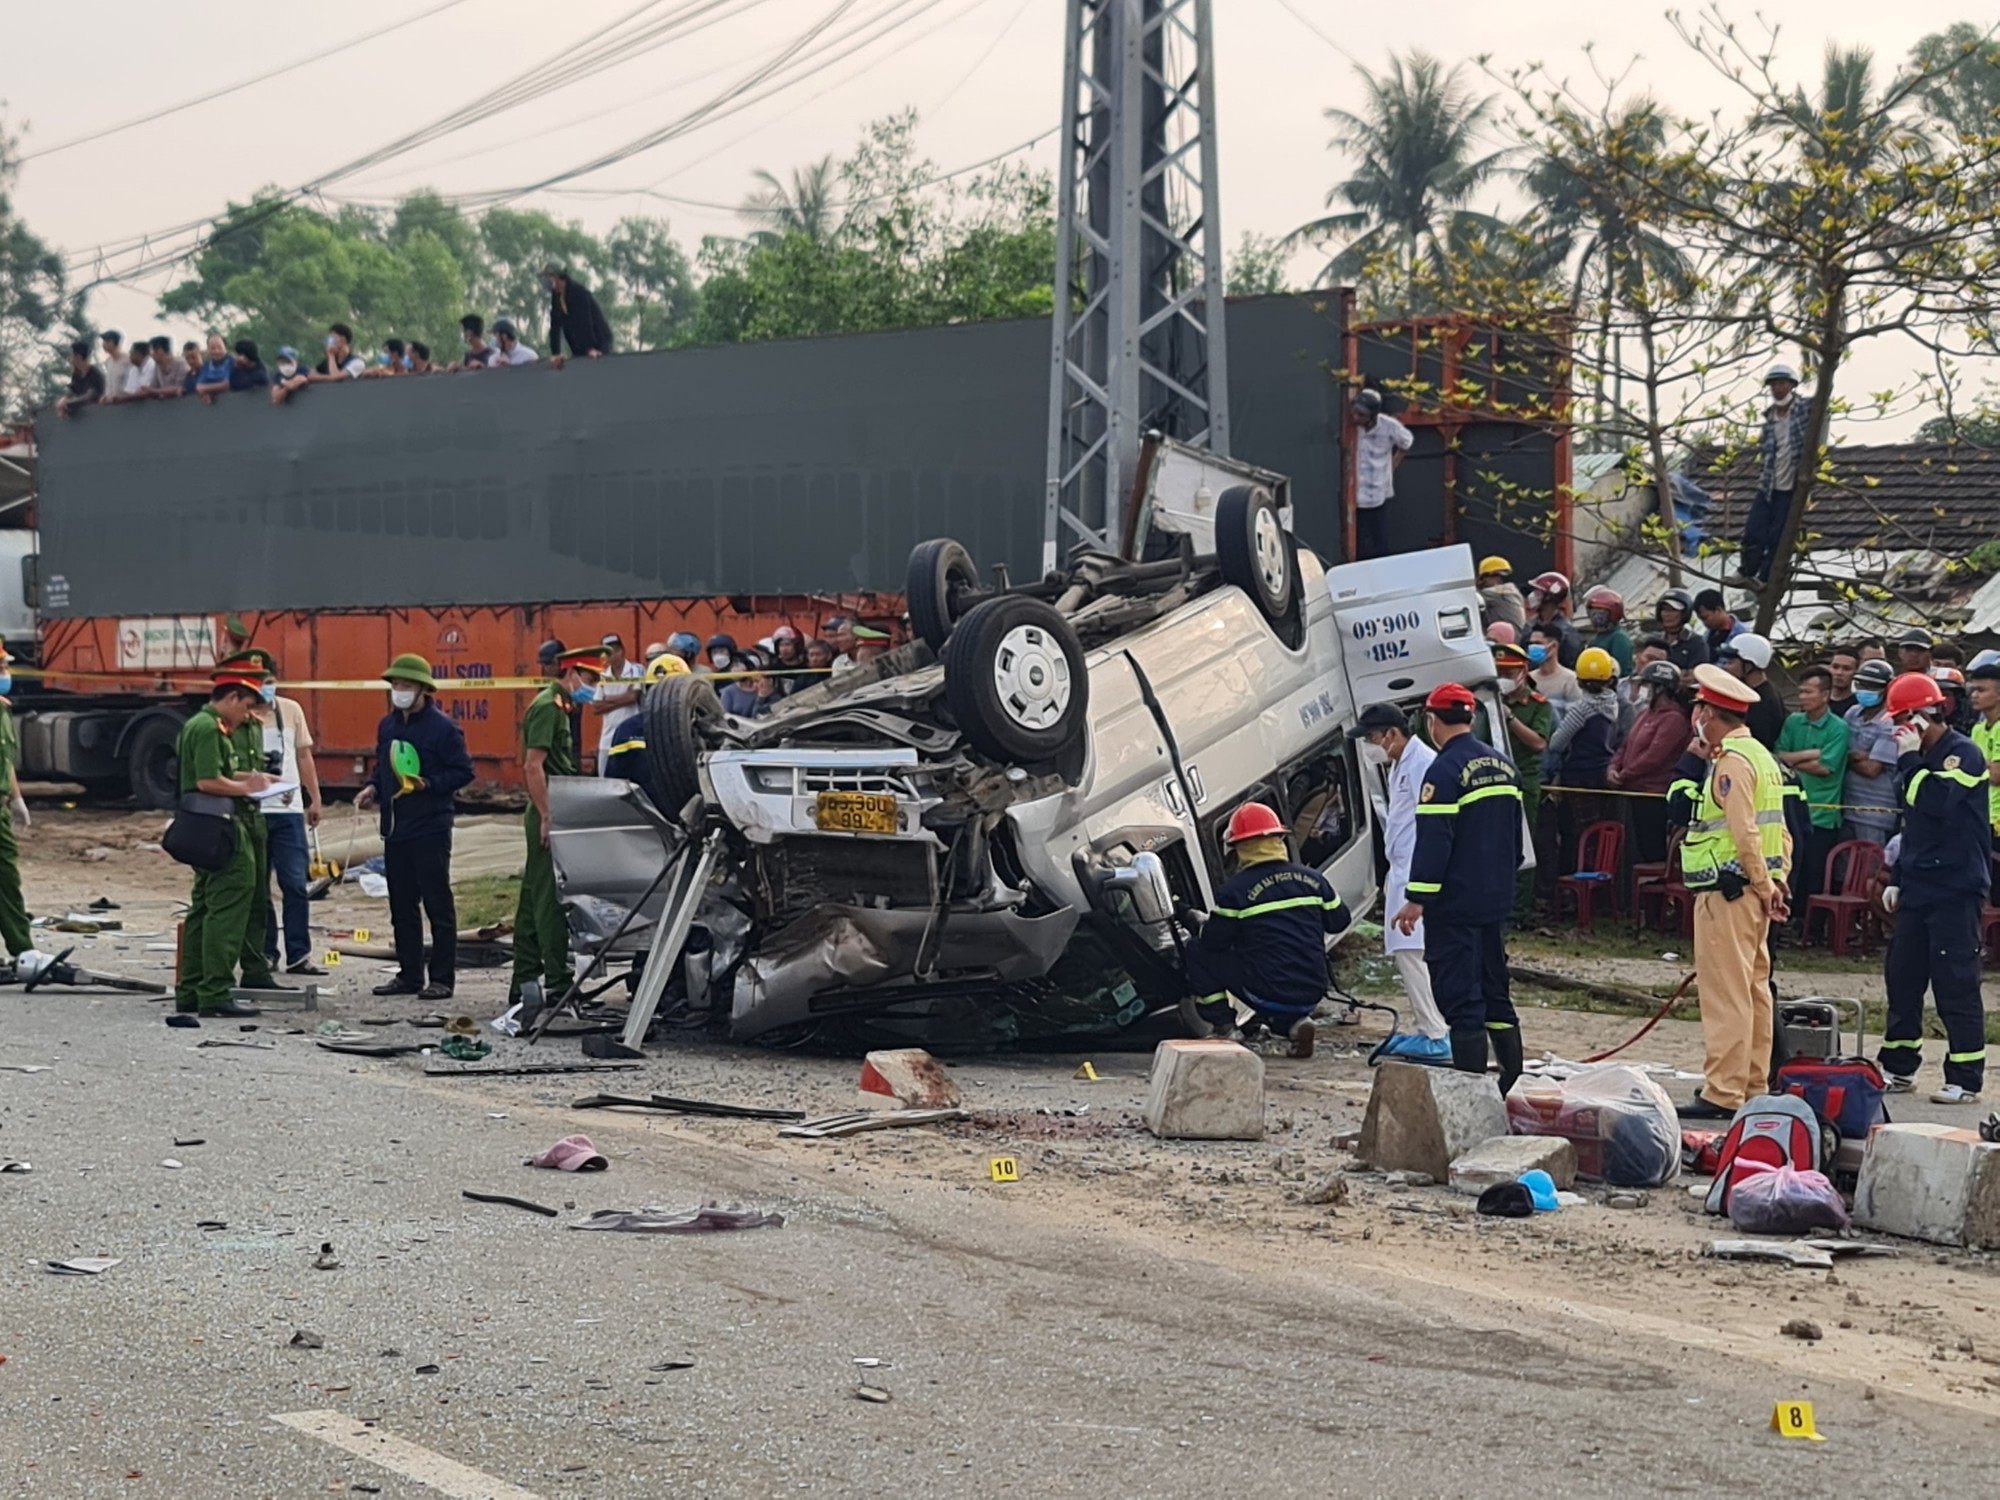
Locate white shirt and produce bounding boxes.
[255,697,315,817]
[1354,414,1414,509]
[595,659,647,771]
[102,354,131,396]
[493,342,539,366]
[1383,735,1436,954]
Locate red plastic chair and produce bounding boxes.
[1627,860,1668,913]
[1803,840,1886,957]
[1556,819,1626,934]
[1634,845,1695,939]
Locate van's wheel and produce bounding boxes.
[126,715,184,810]
[907,538,981,652]
[1215,484,1301,644]
[942,596,1089,767]
[643,676,721,820]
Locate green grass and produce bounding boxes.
[454,872,521,928]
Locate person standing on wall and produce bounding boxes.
[1678,664,1793,1120]
[0,642,34,965]
[1394,682,1527,1093]
[511,646,605,1008]
[246,662,325,977]
[1349,388,1412,561]
[1352,703,1452,1063]
[357,655,476,1002]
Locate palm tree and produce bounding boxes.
[739,157,841,246]
[1524,100,1690,310]
[1287,52,1512,304]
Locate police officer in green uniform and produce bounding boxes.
[173,667,274,1019]
[0,640,35,961]
[216,649,286,990]
[511,645,605,1005]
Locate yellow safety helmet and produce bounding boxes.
[1478,555,1513,580]
[1575,646,1618,683]
[643,652,691,684]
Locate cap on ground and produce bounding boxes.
[852,624,891,642]
[555,646,609,675]
[1898,627,1935,649]
[528,1133,608,1173]
[1349,702,1410,737]
[1765,364,1800,385]
[1425,681,1477,712]
[1692,662,1758,709]
[382,653,436,689]
[1718,631,1772,670]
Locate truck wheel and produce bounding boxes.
[1215,484,1301,645]
[126,716,184,811]
[643,675,721,820]
[907,538,981,652]
[942,595,1089,768]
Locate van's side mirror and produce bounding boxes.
[1115,851,1174,925]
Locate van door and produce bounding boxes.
[1326,543,1491,709]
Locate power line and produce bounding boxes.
[22,0,480,163]
[1267,0,1362,68]
[922,0,1029,120]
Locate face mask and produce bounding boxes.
[569,680,598,705]
[1589,610,1611,630]
[390,687,419,710]
[0,673,13,696]
[1503,674,1526,696]
[1358,739,1390,768]
[711,651,732,671]
[1856,689,1881,709]
[1526,591,1544,609]
[1634,686,1653,706]
[259,682,278,705]
[1527,645,1549,666]
[325,335,340,350]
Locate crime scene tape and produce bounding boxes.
[1538,784,1894,814]
[6,666,838,691]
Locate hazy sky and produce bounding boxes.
[2,0,1972,419]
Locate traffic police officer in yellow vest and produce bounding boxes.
[1681,663,1793,1118]
[511,644,605,1006]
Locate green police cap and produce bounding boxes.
[383,653,437,690]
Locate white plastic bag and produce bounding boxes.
[1506,1064,1681,1187]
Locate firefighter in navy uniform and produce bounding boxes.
[1392,682,1527,1092]
[601,652,690,807]
[1878,671,1991,1105]
[1185,801,1352,1058]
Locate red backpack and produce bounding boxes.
[1703,1095,1826,1216]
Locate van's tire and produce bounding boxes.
[907,538,981,652]
[943,596,1089,767]
[643,676,722,820]
[126,714,185,811]
[1215,484,1301,643]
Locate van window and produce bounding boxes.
[1199,782,1278,889]
[1281,746,1364,871]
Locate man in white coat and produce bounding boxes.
[1351,703,1453,1061]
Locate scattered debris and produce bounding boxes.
[649,1359,696,1372]
[462,1190,559,1218]
[859,1048,961,1110]
[288,1329,324,1350]
[1,1160,31,1174]
[0,1063,53,1073]
[1711,1241,1837,1269]
[312,1242,341,1271]
[780,1109,968,1139]
[173,1138,205,1148]
[1605,1193,1648,1210]
[47,1257,120,1275]
[1780,1318,1825,1341]
[160,1159,183,1170]
[437,1034,491,1063]
[571,1092,807,1122]
[196,1220,226,1231]
[1805,1238,1898,1259]
[1074,1061,1100,1081]
[852,1358,889,1369]
[195,1037,276,1051]
[414,1363,441,1375]
[165,1014,200,1030]
[855,1385,892,1404]
[423,1056,641,1078]
[1303,1174,1349,1207]
[528,1134,609,1172]
[570,1205,785,1234]
[316,1039,428,1058]
[1384,1170,1434,1188]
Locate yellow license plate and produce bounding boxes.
[814,791,899,835]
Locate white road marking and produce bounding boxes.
[271,1409,545,1499]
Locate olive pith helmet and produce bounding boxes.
[383,653,437,690]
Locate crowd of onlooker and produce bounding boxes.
[1476,558,2000,937]
[51,266,617,421]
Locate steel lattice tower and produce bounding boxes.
[1043,0,1230,570]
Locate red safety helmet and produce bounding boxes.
[1223,801,1287,844]
[1584,587,1625,626]
[1932,665,1966,690]
[1425,681,1478,712]
[1885,671,1948,715]
[1527,570,1571,603]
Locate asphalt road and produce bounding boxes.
[4,993,1998,1499]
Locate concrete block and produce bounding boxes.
[1448,1135,1578,1196]
[858,1049,960,1110]
[1142,1039,1265,1140]
[1356,1061,1508,1181]
[1853,1123,2000,1249]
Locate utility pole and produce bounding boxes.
[1043,0,1230,571]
